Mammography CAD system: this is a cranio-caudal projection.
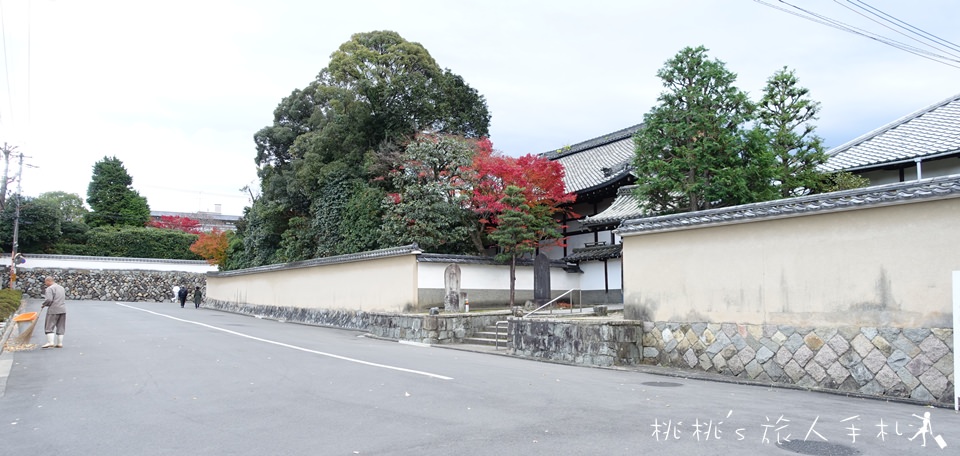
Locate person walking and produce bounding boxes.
[41,276,67,349]
[178,285,188,308]
[193,286,202,309]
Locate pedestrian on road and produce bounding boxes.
[172,285,180,303]
[193,286,202,309]
[41,276,67,348]
[178,285,188,308]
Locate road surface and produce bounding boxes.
[0,300,956,455]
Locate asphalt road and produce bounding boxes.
[0,300,957,456]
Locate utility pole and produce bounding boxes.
[8,153,24,289]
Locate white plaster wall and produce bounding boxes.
[207,254,419,312]
[580,259,622,291]
[418,262,580,291]
[1,254,217,273]
[622,198,960,327]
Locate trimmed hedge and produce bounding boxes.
[60,227,202,260]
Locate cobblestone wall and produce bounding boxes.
[3,268,206,302]
[642,322,955,405]
[509,318,643,367]
[206,299,507,344]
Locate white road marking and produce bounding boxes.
[116,303,453,380]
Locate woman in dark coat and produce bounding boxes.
[193,286,202,309]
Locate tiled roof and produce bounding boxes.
[209,244,423,277]
[582,185,645,227]
[541,124,642,194]
[822,93,960,172]
[617,174,960,236]
[152,210,241,222]
[562,243,622,262]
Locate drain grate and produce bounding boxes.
[641,381,684,387]
[778,440,861,456]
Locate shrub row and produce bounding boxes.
[0,288,24,322]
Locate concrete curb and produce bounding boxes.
[0,299,27,356]
[0,299,28,400]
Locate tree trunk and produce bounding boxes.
[508,254,516,307]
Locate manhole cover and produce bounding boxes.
[778,440,861,456]
[641,381,683,387]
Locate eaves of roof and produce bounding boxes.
[822,93,960,173]
[617,174,960,236]
[582,185,644,227]
[561,243,622,262]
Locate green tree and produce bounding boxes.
[338,182,385,254]
[242,30,490,267]
[488,186,563,307]
[634,46,773,214]
[757,67,829,198]
[37,191,88,222]
[85,156,150,227]
[380,135,476,254]
[0,195,61,253]
[236,198,286,267]
[819,171,870,193]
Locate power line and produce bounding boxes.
[775,0,960,63]
[836,0,960,61]
[752,0,960,70]
[846,0,960,54]
[0,0,14,125]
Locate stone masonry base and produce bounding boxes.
[206,300,506,344]
[201,298,956,406]
[642,322,954,405]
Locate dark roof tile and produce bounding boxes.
[823,93,960,172]
[617,174,960,236]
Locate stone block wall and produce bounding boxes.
[641,322,955,405]
[206,299,507,344]
[4,268,206,302]
[509,318,643,367]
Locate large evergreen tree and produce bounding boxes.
[85,156,150,227]
[633,46,774,214]
[757,67,828,198]
[238,30,490,267]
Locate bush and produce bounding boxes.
[0,288,24,322]
[81,227,202,259]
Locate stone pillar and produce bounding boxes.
[443,264,461,312]
[533,253,550,306]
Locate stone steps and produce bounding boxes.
[463,324,509,347]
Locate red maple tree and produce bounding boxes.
[148,215,202,234]
[190,228,229,268]
[468,144,576,227]
[466,141,576,256]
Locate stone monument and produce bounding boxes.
[443,264,461,312]
[533,253,550,307]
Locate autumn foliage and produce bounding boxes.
[148,215,202,234]
[190,228,229,268]
[468,139,576,229]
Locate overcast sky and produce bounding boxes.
[0,0,957,215]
